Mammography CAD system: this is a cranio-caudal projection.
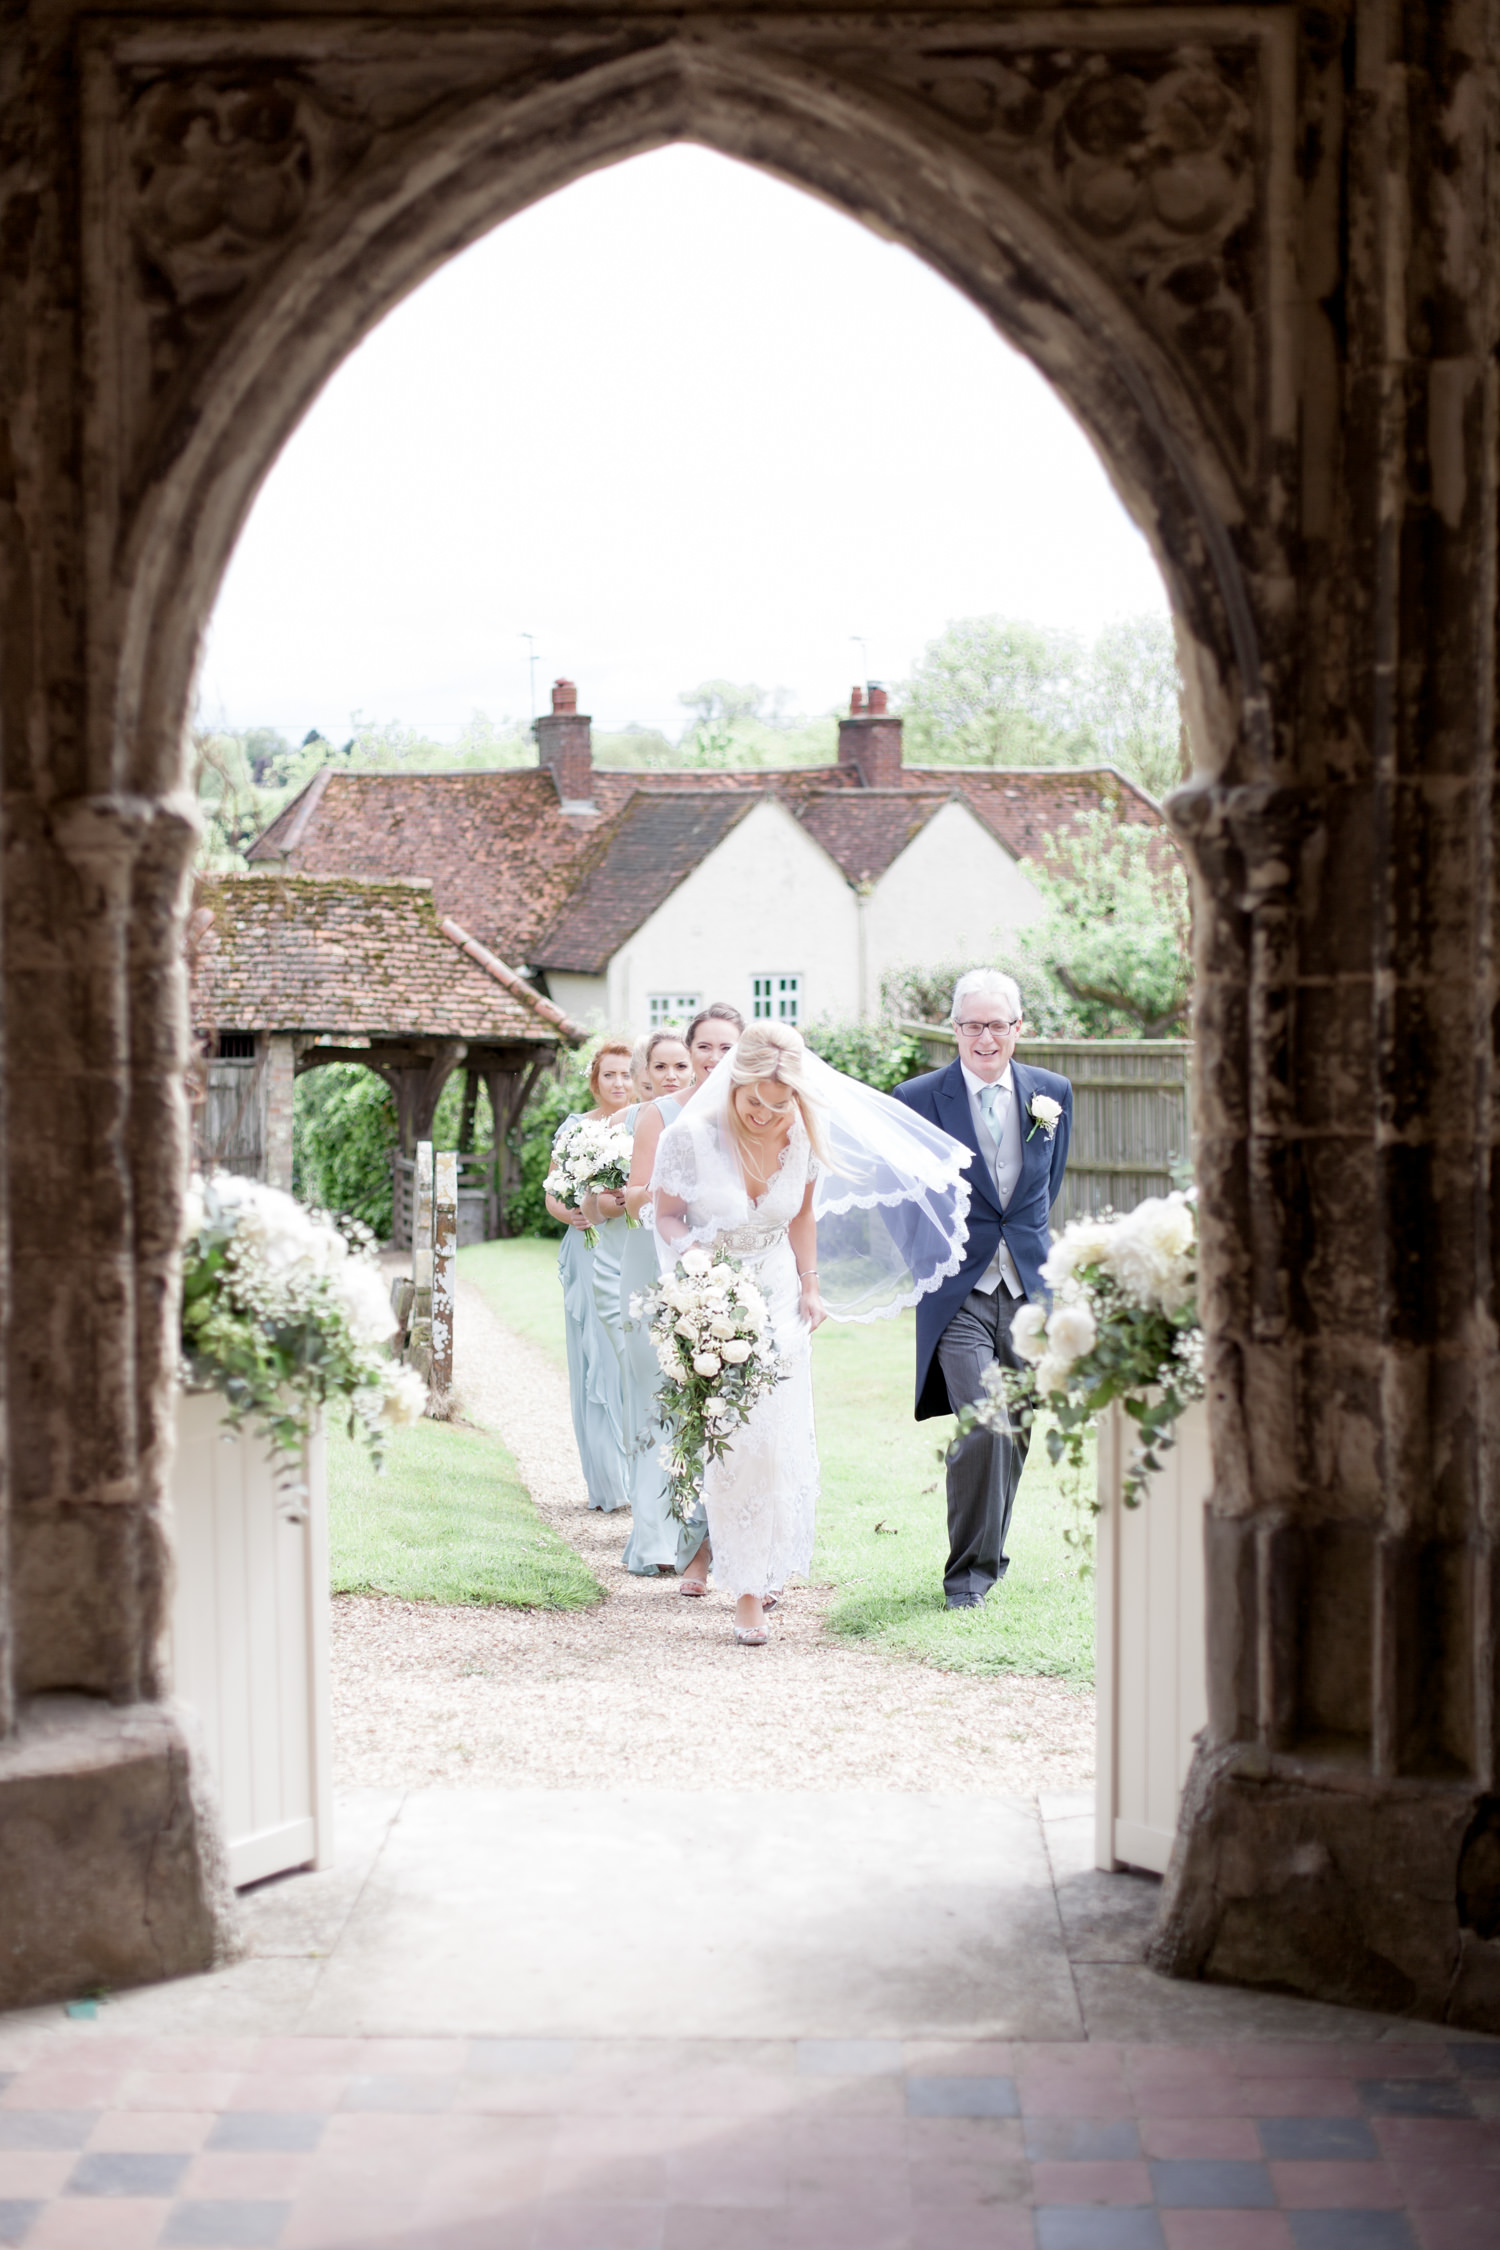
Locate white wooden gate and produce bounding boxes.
[1094,1399,1211,1875]
[169,1390,334,1888]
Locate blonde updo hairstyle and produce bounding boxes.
[725,1022,831,1174]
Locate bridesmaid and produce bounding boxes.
[547,1038,634,1512]
[610,1004,745,1586]
[587,1030,694,1575]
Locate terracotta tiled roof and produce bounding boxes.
[532,793,761,974]
[248,770,637,962]
[795,791,949,884]
[192,872,578,1045]
[947,766,1162,860]
[248,760,1169,969]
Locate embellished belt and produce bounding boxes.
[717,1222,785,1256]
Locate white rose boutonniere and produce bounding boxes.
[1026,1092,1063,1143]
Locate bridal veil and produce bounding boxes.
[650,1043,973,1321]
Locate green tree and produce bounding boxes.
[1032,810,1192,1038]
[1081,614,1185,800]
[802,1018,930,1093]
[293,1065,399,1234]
[898,612,1184,798]
[899,619,1092,767]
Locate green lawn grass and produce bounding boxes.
[327,1411,602,1609]
[811,1311,1094,1682]
[460,1240,1093,1680]
[461,1238,571,1370]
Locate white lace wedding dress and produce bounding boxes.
[655,1116,820,1599]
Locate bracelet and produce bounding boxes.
[799,1268,819,1279]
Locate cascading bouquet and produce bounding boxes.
[545,1113,636,1247]
[181,1171,427,1475]
[957,1191,1204,1513]
[629,1245,786,1521]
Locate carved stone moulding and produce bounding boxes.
[82,10,1291,514]
[823,9,1294,491]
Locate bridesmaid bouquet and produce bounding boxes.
[545,1113,635,1247]
[630,1245,785,1520]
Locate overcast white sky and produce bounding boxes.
[199,145,1168,746]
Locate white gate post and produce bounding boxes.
[431,1150,457,1405]
[1094,1399,1212,1875]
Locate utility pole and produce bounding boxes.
[521,632,538,726]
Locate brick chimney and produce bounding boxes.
[838,682,903,788]
[535,678,595,808]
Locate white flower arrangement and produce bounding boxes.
[959,1191,1204,1513]
[630,1244,785,1520]
[545,1112,636,1247]
[181,1172,427,1473]
[1026,1092,1064,1142]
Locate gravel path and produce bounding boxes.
[330,1277,1095,1794]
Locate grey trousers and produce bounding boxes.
[936,1286,1031,1602]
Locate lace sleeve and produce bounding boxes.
[653,1125,698,1200]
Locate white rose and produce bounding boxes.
[707,1317,735,1340]
[680,1248,713,1278]
[692,1352,723,1378]
[1029,1093,1063,1130]
[1043,1219,1115,1286]
[1046,1303,1097,1365]
[1009,1302,1048,1364]
[337,1259,399,1346]
[675,1318,699,1342]
[1033,1352,1073,1401]
[720,1339,752,1364]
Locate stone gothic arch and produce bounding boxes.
[93,17,1288,800]
[4,2,1500,2032]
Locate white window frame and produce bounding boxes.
[751,974,802,1025]
[648,992,701,1030]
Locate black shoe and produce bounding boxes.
[945,1593,982,1609]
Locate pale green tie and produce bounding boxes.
[979,1081,1006,1145]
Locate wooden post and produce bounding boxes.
[407,1141,434,1378]
[431,1150,457,1410]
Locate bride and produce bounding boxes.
[650,1022,972,1646]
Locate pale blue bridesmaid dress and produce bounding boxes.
[554,1114,628,1512]
[616,1095,709,1575]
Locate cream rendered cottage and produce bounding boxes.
[252,679,1167,1035]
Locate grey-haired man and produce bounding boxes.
[891,970,1073,1607]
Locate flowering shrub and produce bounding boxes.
[630,1246,785,1521]
[181,1172,427,1470]
[961,1192,1203,1511]
[544,1113,635,1247]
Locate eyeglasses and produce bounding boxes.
[954,1018,1021,1038]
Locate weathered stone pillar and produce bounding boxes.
[0,15,239,1998]
[262,1034,296,1193]
[1155,0,1500,2029]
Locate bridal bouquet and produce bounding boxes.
[630,1246,785,1521]
[545,1113,635,1247]
[181,1172,427,1472]
[960,1192,1204,1511]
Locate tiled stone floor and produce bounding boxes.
[0,2030,1496,2248]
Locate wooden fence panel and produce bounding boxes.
[195,1056,263,1178]
[900,1025,1192,1222]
